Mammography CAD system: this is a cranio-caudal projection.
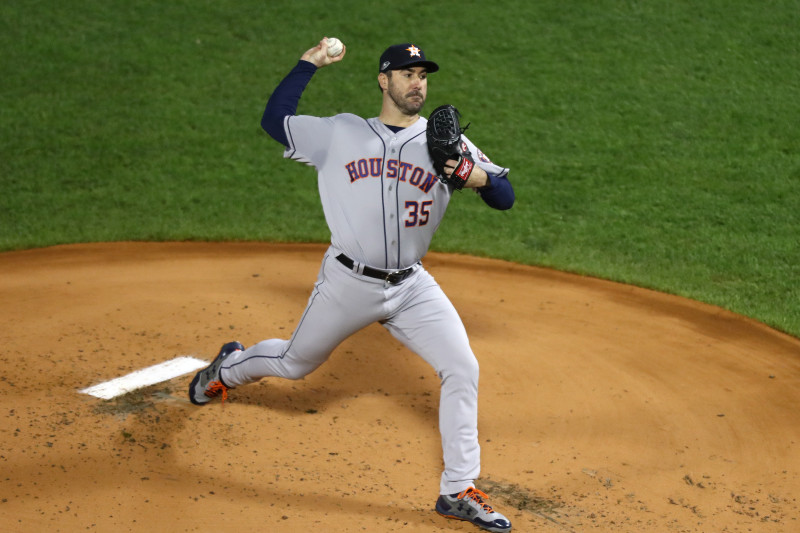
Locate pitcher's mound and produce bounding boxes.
[1,242,798,532]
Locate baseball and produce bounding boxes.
[326,37,344,57]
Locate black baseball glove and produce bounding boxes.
[426,104,474,190]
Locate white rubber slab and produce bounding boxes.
[79,356,207,400]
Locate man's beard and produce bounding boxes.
[387,82,425,116]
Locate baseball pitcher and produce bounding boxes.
[189,38,515,532]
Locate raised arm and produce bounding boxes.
[261,37,347,146]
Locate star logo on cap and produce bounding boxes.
[406,45,421,58]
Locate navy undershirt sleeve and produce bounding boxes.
[477,173,515,210]
[261,60,318,146]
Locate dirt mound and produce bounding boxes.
[1,242,798,532]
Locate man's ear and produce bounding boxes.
[378,72,388,91]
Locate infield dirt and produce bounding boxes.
[1,242,798,532]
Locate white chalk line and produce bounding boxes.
[79,356,207,400]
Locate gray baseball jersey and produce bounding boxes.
[284,113,509,269]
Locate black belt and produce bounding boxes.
[336,254,416,284]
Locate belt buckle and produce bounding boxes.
[385,268,411,284]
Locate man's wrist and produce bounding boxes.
[467,166,490,189]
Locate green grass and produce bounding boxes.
[2,0,799,337]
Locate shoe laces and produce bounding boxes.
[205,381,228,404]
[458,487,494,513]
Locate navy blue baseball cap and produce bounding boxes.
[379,43,439,73]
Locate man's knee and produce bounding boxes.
[278,358,323,380]
[439,353,479,386]
[273,345,330,380]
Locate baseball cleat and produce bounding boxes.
[188,341,244,405]
[435,487,512,532]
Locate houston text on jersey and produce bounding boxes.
[345,158,438,193]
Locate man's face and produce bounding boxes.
[385,67,428,115]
